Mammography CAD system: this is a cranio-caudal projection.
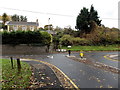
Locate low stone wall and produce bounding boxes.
[2,44,49,55]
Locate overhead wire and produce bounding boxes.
[0,7,119,21]
[0,7,74,17]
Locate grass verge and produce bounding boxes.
[1,58,32,88]
[62,45,119,51]
[0,59,2,89]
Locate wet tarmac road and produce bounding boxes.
[73,51,119,68]
[34,52,119,88]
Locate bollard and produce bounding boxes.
[67,46,71,56]
[10,57,14,69]
[17,58,21,73]
[68,50,71,56]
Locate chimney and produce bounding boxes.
[36,19,39,28]
[36,19,38,23]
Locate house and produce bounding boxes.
[7,20,39,31]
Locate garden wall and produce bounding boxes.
[2,44,51,55]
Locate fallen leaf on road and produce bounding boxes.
[50,83,54,85]
[100,85,103,88]
[108,85,113,88]
[80,70,82,72]
[46,77,50,80]
[41,77,44,80]
[97,80,101,83]
[72,79,76,81]
[96,78,101,83]
[103,79,105,81]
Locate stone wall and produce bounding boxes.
[2,44,49,55]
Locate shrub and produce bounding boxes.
[72,37,89,45]
[41,31,52,45]
[60,35,89,46]
[60,35,73,46]
[86,27,120,45]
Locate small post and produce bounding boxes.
[67,46,71,56]
[68,50,71,56]
[10,57,14,69]
[17,58,21,73]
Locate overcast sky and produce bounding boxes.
[0,0,119,29]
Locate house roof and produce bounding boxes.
[7,21,39,26]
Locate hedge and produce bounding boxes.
[1,30,52,46]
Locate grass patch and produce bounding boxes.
[62,45,119,51]
[0,59,2,88]
[1,58,32,88]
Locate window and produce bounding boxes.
[30,26,34,31]
[13,26,18,31]
[22,26,27,30]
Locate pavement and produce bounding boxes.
[21,59,64,89]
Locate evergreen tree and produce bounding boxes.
[11,14,19,21]
[2,13,9,29]
[24,16,27,22]
[11,14,27,22]
[76,5,101,34]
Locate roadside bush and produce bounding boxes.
[72,37,89,45]
[41,31,52,45]
[60,35,73,46]
[52,31,64,49]
[86,26,120,45]
[60,35,89,46]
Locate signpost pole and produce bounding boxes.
[10,57,14,69]
[17,58,21,73]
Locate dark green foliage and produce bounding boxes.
[60,26,120,46]
[63,27,80,37]
[53,36,60,49]
[2,31,52,46]
[60,35,89,46]
[60,35,73,46]
[41,31,52,45]
[76,7,90,33]
[89,5,101,26]
[63,27,75,36]
[76,5,101,34]
[2,13,9,30]
[53,32,63,49]
[2,13,9,24]
[85,27,120,46]
[40,31,52,52]
[11,14,27,22]
[11,14,19,21]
